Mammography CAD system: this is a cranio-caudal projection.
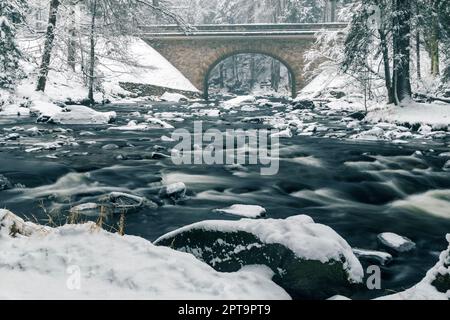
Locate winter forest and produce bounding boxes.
[0,0,450,302]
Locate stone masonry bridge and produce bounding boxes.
[140,23,346,99]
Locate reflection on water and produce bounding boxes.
[0,99,449,299]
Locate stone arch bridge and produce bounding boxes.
[140,23,346,99]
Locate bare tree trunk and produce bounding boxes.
[88,0,98,105]
[250,56,256,90]
[430,4,440,77]
[67,2,77,72]
[219,63,224,88]
[379,28,395,104]
[36,0,61,92]
[271,60,280,92]
[415,2,421,80]
[393,0,412,104]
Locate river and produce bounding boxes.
[0,97,449,299]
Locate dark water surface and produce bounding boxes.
[1,99,449,299]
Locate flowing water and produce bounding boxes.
[0,98,449,299]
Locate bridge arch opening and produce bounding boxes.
[204,52,297,100]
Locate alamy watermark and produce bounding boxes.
[170,121,280,176]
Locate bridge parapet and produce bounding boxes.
[139,23,347,36]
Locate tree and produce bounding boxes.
[36,0,61,92]
[392,0,412,103]
[0,0,27,89]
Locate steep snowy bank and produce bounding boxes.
[0,210,289,300]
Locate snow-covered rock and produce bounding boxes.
[48,105,116,125]
[155,215,364,299]
[70,203,100,216]
[377,235,450,300]
[0,210,289,300]
[0,175,13,191]
[160,92,188,103]
[377,232,416,253]
[222,95,256,109]
[0,104,30,116]
[103,192,157,213]
[271,128,293,138]
[365,102,450,128]
[214,204,266,218]
[443,160,450,172]
[159,182,187,201]
[109,117,174,131]
[352,248,393,266]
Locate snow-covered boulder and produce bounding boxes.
[352,248,393,266]
[0,175,13,191]
[377,235,450,300]
[30,100,62,119]
[214,204,266,218]
[159,182,187,201]
[108,117,174,131]
[0,211,289,300]
[48,105,116,125]
[160,92,188,103]
[222,95,256,109]
[155,215,364,299]
[102,192,158,214]
[377,232,416,253]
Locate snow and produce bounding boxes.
[156,214,364,283]
[222,95,256,109]
[214,204,267,218]
[377,232,416,252]
[96,37,198,93]
[0,104,30,116]
[29,99,62,118]
[0,210,290,300]
[163,182,187,197]
[365,102,450,128]
[352,248,393,265]
[108,117,174,131]
[160,92,188,103]
[49,105,116,125]
[377,234,450,300]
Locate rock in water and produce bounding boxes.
[155,215,364,299]
[376,234,450,300]
[377,232,416,253]
[159,182,186,200]
[70,203,100,216]
[349,111,366,121]
[0,175,13,191]
[104,192,157,214]
[214,204,266,218]
[293,100,315,110]
[352,248,393,266]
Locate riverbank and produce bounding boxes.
[1,209,448,300]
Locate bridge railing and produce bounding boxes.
[138,23,347,34]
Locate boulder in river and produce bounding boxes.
[0,175,13,191]
[377,232,416,253]
[159,182,187,201]
[292,100,315,110]
[103,192,157,214]
[214,204,266,218]
[155,215,364,299]
[352,248,393,266]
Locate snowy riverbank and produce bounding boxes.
[0,209,448,300]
